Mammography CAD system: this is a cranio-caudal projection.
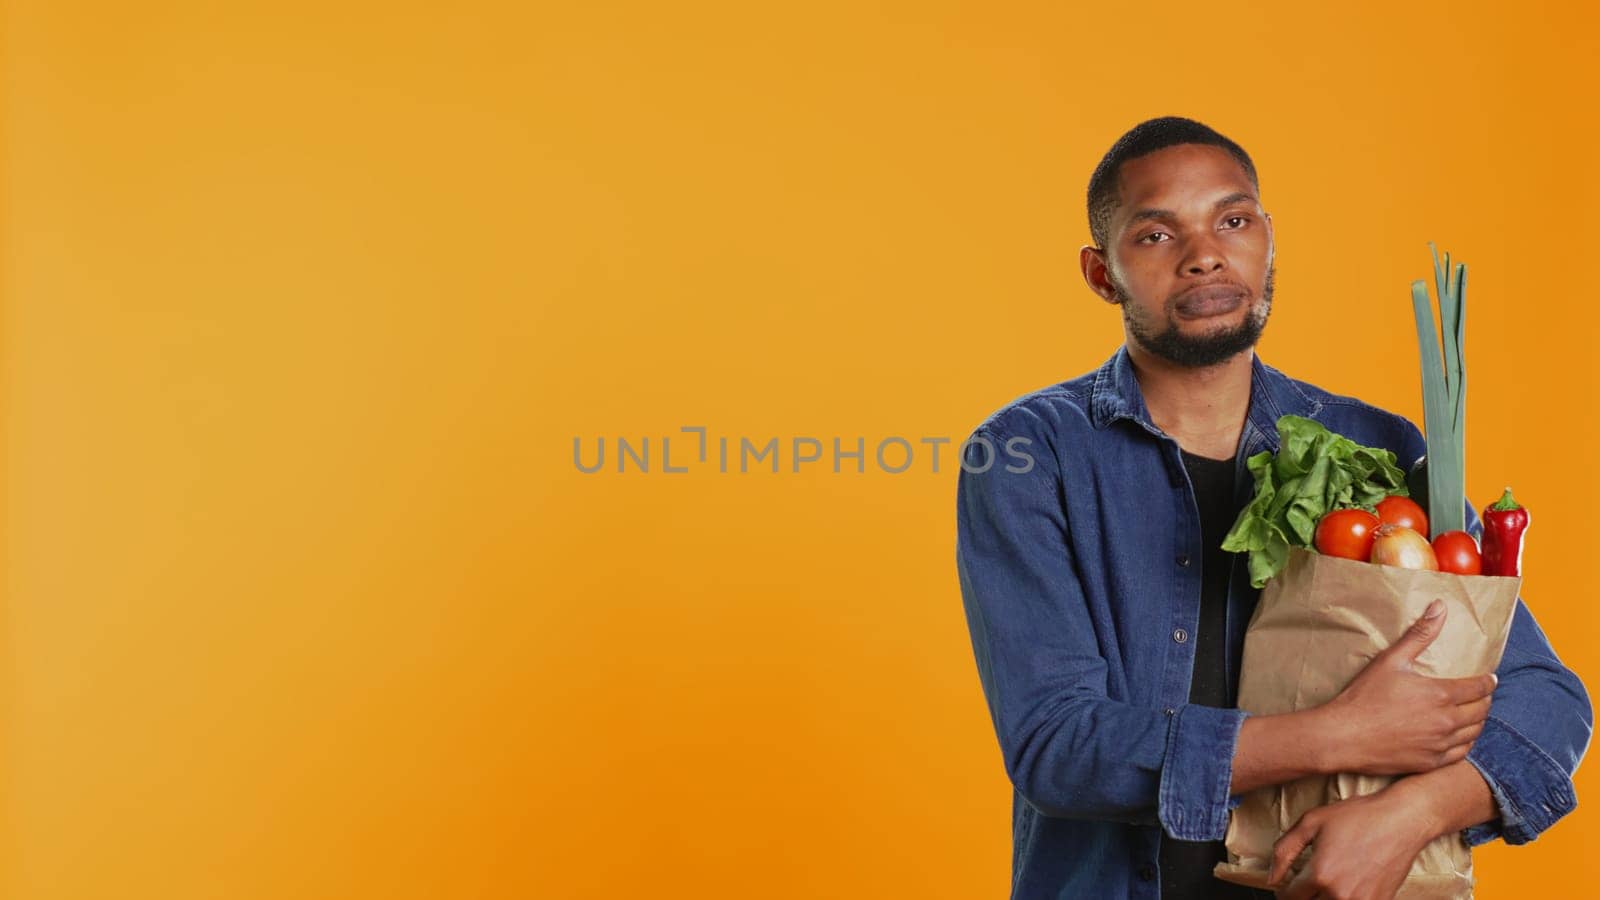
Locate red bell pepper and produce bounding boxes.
[1481,487,1530,577]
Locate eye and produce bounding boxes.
[1139,231,1170,244]
[1223,215,1249,229]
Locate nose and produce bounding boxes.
[1181,234,1227,276]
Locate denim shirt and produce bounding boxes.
[954,346,1592,900]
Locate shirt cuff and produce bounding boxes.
[1461,715,1578,847]
[1158,704,1248,841]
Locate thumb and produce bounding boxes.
[1269,813,1321,887]
[1384,599,1446,665]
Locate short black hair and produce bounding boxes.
[1086,116,1258,249]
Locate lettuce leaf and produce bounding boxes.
[1221,415,1409,587]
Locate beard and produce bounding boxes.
[1113,263,1275,368]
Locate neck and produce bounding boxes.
[1125,342,1255,460]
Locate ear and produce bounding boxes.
[1079,245,1121,305]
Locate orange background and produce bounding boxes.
[3,2,1596,897]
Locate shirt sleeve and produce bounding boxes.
[954,423,1246,841]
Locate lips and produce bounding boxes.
[1174,283,1247,319]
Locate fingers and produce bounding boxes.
[1449,694,1493,729]
[1430,716,1487,768]
[1444,717,1487,749]
[1434,743,1473,768]
[1442,672,1498,704]
[1269,813,1319,887]
[1383,599,1446,664]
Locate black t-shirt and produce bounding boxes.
[1157,450,1272,900]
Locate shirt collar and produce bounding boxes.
[1087,344,1320,451]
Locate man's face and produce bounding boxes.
[1084,144,1275,368]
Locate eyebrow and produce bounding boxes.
[1127,191,1259,224]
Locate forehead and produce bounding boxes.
[1112,144,1257,223]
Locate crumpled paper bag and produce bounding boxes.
[1213,547,1520,899]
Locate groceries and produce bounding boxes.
[1481,488,1530,577]
[1221,413,1524,586]
[1369,522,1438,571]
[1432,530,1483,575]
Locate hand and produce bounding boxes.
[1315,599,1496,776]
[1268,785,1438,900]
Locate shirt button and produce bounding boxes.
[1163,707,1176,716]
[1173,628,1189,644]
[1138,863,1157,882]
[1176,553,1191,567]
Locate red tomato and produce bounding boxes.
[1376,496,1429,535]
[1314,508,1380,560]
[1432,530,1483,575]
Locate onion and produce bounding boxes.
[1369,523,1439,570]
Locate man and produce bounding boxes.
[954,117,1591,900]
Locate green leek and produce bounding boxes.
[1410,243,1467,537]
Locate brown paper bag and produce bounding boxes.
[1213,547,1520,899]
